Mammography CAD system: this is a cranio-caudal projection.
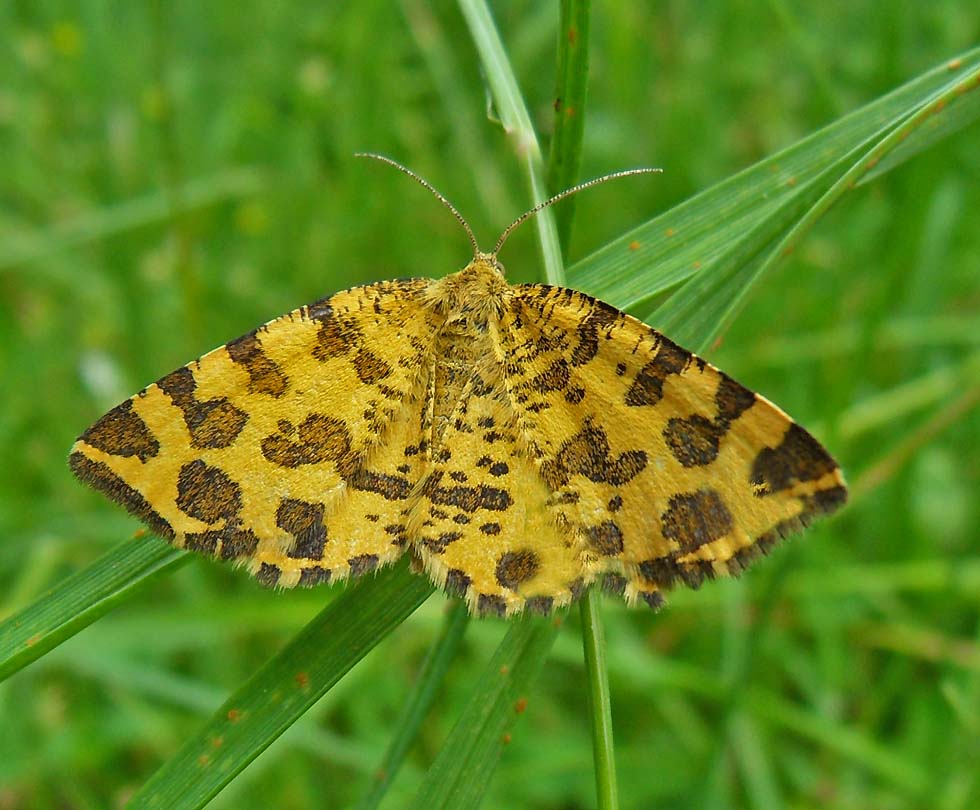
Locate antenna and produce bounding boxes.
[355,152,481,258]
[493,168,662,255]
[357,154,662,261]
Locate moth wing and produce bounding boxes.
[504,285,847,607]
[70,278,445,587]
[407,360,587,617]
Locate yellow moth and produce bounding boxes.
[71,156,846,617]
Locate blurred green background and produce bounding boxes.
[1,2,979,809]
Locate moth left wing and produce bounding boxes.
[70,278,446,587]
[502,284,847,608]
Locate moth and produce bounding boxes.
[70,156,846,617]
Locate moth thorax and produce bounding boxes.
[430,255,509,323]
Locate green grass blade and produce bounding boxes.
[652,58,980,351]
[355,600,470,810]
[545,3,621,807]
[546,0,591,249]
[127,557,433,810]
[567,47,980,317]
[581,588,618,810]
[458,0,564,285]
[0,535,187,682]
[409,614,561,810]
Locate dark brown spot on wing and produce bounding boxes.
[256,562,281,587]
[158,367,248,449]
[495,550,541,589]
[176,460,242,524]
[570,326,599,367]
[525,595,554,614]
[664,414,723,467]
[422,531,463,553]
[639,591,665,610]
[567,299,620,367]
[540,419,647,489]
[276,498,327,559]
[477,593,507,617]
[625,338,690,407]
[354,349,392,384]
[422,472,512,513]
[348,554,379,576]
[639,557,713,589]
[586,521,624,555]
[68,452,173,538]
[602,574,627,595]
[567,577,586,600]
[306,297,333,322]
[182,531,218,555]
[802,485,848,516]
[715,374,756,422]
[751,423,838,495]
[184,527,259,560]
[444,568,472,597]
[78,400,160,462]
[262,414,353,469]
[299,567,331,586]
[226,331,289,397]
[528,359,569,393]
[312,310,359,360]
[219,528,260,559]
[661,488,733,551]
[348,468,412,501]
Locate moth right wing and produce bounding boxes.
[502,284,847,607]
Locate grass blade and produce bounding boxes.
[546,0,591,249]
[409,614,561,810]
[405,5,583,807]
[355,600,470,810]
[546,3,622,808]
[0,535,187,682]
[127,557,433,810]
[581,588,618,810]
[458,0,564,285]
[567,47,980,316]
[653,57,980,350]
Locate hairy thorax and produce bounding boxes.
[425,255,513,443]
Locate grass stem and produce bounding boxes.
[580,588,619,810]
